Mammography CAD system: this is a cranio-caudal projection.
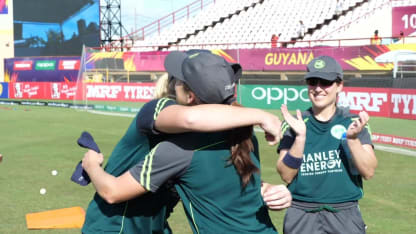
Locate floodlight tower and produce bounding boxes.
[100,0,131,50]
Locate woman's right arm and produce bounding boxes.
[155,104,282,145]
[82,150,148,204]
[276,105,306,184]
[277,140,305,184]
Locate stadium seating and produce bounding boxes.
[131,0,410,51]
[304,0,392,47]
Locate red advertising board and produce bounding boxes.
[9,82,155,102]
[58,60,80,70]
[7,83,416,120]
[50,83,78,99]
[10,82,45,99]
[13,61,33,71]
[9,82,76,100]
[389,88,416,120]
[339,87,416,120]
[339,87,392,118]
[77,83,155,102]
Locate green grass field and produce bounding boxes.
[0,104,415,234]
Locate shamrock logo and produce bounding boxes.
[314,59,326,69]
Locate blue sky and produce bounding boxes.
[121,0,195,34]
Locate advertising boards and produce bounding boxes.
[238,85,416,120]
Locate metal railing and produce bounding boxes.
[120,0,215,43]
[100,35,416,52]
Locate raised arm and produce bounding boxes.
[346,111,377,180]
[276,105,306,184]
[82,150,147,204]
[155,104,282,145]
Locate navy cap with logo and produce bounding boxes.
[304,56,343,81]
[164,51,242,104]
[71,131,101,186]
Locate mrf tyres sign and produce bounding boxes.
[85,83,154,102]
[338,87,416,120]
[238,85,415,120]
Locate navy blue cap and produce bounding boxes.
[70,161,91,186]
[77,131,100,153]
[164,51,242,104]
[304,56,343,81]
[70,131,101,186]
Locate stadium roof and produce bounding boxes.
[13,0,96,23]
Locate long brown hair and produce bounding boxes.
[227,102,259,188]
[180,81,259,188]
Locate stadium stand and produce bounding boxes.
[131,0,391,50]
[128,0,416,51]
[84,0,416,88]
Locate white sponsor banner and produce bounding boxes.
[84,83,154,101]
[372,133,416,149]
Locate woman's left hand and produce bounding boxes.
[347,111,369,139]
[262,183,292,210]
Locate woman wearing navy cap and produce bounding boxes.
[277,56,377,234]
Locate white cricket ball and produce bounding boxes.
[40,188,47,195]
[51,170,58,176]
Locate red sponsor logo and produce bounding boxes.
[58,60,80,70]
[14,61,33,70]
[339,87,416,120]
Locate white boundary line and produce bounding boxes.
[373,144,416,157]
[254,127,416,157]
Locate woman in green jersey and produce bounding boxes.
[81,51,287,234]
[277,56,378,234]
[82,52,292,234]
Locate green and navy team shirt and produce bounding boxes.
[130,132,277,234]
[82,98,177,234]
[278,107,373,204]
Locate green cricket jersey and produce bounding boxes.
[130,132,277,234]
[278,107,373,204]
[82,98,178,234]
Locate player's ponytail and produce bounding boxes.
[228,102,259,188]
[153,73,176,99]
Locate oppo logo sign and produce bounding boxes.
[251,87,310,104]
